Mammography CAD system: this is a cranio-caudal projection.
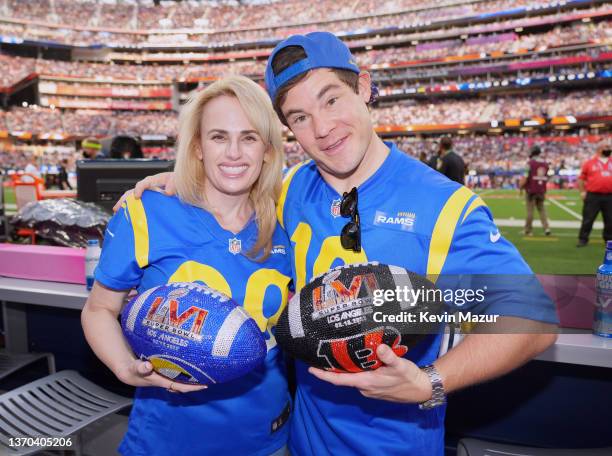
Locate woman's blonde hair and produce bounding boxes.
[174,75,283,260]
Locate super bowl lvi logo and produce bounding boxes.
[143,288,208,341]
[311,270,380,319]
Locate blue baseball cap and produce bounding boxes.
[264,31,360,102]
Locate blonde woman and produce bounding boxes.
[82,76,292,456]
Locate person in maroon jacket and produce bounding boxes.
[520,145,551,236]
[577,145,612,247]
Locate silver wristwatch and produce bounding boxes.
[418,364,446,410]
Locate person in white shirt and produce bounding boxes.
[22,156,41,183]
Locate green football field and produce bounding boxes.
[2,187,603,274]
[476,189,603,275]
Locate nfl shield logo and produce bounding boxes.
[228,238,242,255]
[331,199,341,218]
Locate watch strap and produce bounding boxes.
[418,364,446,410]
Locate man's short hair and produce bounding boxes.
[530,146,541,157]
[109,135,143,159]
[440,137,452,151]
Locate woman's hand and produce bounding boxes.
[82,282,206,394]
[112,172,177,212]
[114,358,208,393]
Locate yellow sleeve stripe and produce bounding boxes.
[277,161,310,229]
[427,186,474,279]
[461,196,486,224]
[126,195,149,268]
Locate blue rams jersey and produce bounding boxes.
[277,142,558,456]
[95,191,292,456]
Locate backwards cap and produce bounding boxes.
[264,31,360,102]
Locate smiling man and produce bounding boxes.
[265,32,558,456]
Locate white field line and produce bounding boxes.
[496,219,602,229]
[548,198,582,220]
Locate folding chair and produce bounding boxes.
[0,370,132,456]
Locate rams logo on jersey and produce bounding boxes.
[374,210,416,231]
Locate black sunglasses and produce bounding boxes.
[340,187,361,253]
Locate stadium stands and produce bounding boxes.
[0,0,608,46]
[0,0,609,181]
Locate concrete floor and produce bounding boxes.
[78,414,127,456]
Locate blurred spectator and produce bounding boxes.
[520,145,551,236]
[81,137,103,159]
[418,150,428,164]
[22,155,40,181]
[435,136,465,184]
[577,145,612,247]
[57,158,72,190]
[109,135,143,159]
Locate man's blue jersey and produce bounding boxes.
[277,142,558,456]
[95,191,292,456]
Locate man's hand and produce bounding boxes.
[112,172,176,212]
[580,191,587,201]
[114,358,207,393]
[308,345,433,403]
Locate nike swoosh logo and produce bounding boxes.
[490,230,501,243]
[106,228,115,237]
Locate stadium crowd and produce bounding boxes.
[111,111,178,137]
[61,110,113,136]
[0,0,607,47]
[376,64,610,97]
[396,134,604,172]
[4,107,62,133]
[2,132,609,190]
[0,20,607,90]
[371,89,612,126]
[360,22,609,66]
[0,55,35,88]
[1,88,609,137]
[1,0,570,32]
[0,55,267,87]
[1,108,178,137]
